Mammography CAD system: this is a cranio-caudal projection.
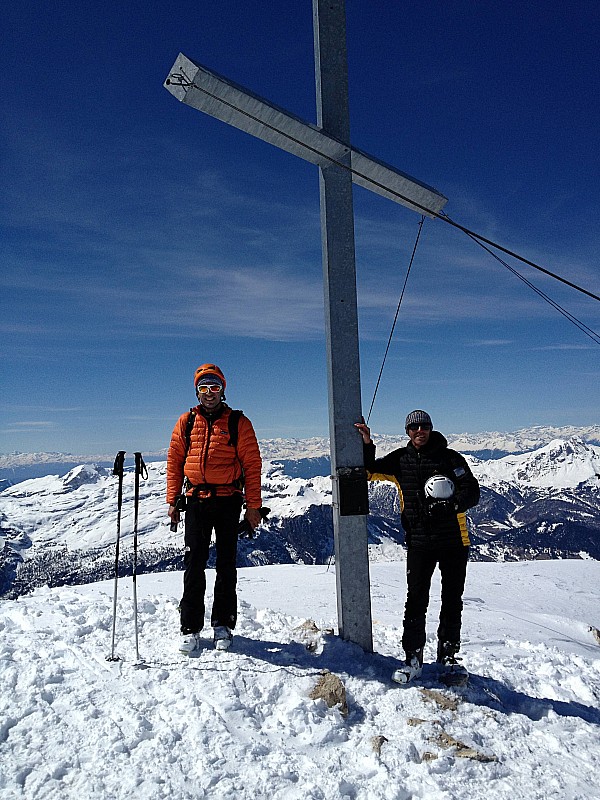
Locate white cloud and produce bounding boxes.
[465,339,513,347]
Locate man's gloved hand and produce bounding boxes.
[244,508,263,530]
[168,495,187,532]
[238,507,271,539]
[426,498,458,518]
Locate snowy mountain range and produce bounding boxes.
[2,424,600,485]
[1,432,599,598]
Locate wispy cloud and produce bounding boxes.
[0,322,54,336]
[10,422,55,427]
[3,116,597,351]
[0,421,57,434]
[532,343,595,351]
[143,265,325,341]
[465,339,513,347]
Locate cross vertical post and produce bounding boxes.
[313,0,373,652]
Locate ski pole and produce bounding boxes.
[107,451,126,662]
[132,452,148,663]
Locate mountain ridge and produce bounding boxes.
[2,424,599,476]
[1,435,599,598]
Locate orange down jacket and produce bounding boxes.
[166,404,262,508]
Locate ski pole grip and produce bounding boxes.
[113,451,126,476]
[134,452,148,479]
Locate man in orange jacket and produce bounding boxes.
[167,364,262,653]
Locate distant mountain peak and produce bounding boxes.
[62,464,105,491]
[473,436,600,489]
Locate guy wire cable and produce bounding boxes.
[366,215,426,424]
[448,214,600,346]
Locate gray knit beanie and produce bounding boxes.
[405,410,433,432]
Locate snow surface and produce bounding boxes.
[1,560,599,799]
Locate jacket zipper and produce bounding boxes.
[201,415,213,483]
[416,450,431,536]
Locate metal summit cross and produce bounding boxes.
[164,0,448,652]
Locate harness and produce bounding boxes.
[183,408,245,500]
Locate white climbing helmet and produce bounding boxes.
[424,474,455,500]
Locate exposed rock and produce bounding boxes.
[309,670,348,717]
[419,688,460,711]
[430,727,498,762]
[371,735,388,755]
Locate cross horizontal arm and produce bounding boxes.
[165,53,448,217]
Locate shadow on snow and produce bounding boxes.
[142,631,600,728]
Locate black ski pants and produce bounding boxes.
[179,494,243,634]
[402,546,469,655]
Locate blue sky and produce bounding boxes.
[2,1,599,455]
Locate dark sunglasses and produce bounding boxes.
[407,424,432,432]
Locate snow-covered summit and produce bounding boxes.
[447,424,600,457]
[62,464,107,490]
[1,561,599,799]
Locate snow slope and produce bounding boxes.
[1,560,599,799]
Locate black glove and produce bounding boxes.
[238,506,271,539]
[170,494,187,532]
[426,498,458,518]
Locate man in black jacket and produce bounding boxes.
[355,410,480,684]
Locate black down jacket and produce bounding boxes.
[363,431,480,550]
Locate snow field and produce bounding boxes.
[1,561,599,799]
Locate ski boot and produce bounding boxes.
[437,640,468,686]
[179,631,202,654]
[213,626,233,651]
[391,648,423,685]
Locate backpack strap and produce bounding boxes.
[184,408,196,459]
[179,409,196,495]
[227,409,243,451]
